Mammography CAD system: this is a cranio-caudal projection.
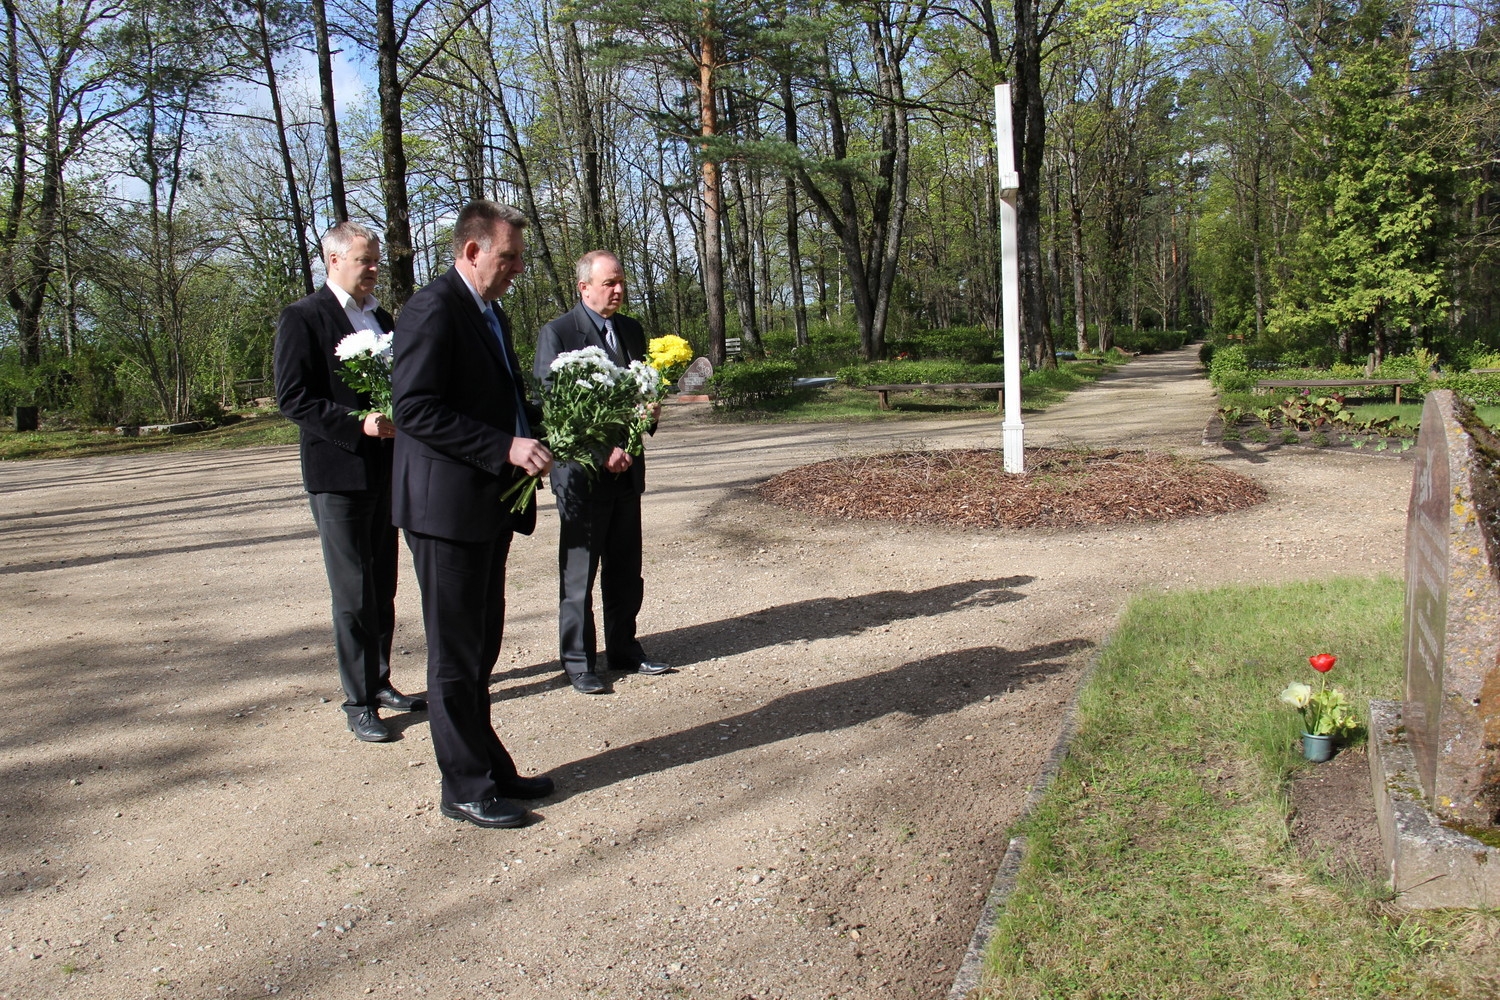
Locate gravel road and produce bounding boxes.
[0,346,1413,999]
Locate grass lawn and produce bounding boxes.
[982,577,1497,999]
[0,412,298,461]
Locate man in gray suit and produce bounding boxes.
[533,251,672,694]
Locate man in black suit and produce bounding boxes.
[391,201,555,829]
[534,250,672,695]
[274,221,426,743]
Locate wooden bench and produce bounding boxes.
[1254,378,1417,404]
[858,382,1006,411]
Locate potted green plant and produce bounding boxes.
[1279,653,1357,762]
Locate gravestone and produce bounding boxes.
[14,406,37,431]
[678,357,712,395]
[1402,389,1500,826]
[1369,390,1500,906]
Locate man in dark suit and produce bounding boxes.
[274,221,426,744]
[391,201,555,829]
[534,250,672,695]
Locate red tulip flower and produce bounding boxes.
[1309,653,1337,673]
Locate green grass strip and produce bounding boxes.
[0,413,298,460]
[981,577,1488,999]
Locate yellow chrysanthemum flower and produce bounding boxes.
[647,334,694,374]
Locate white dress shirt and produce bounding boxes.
[327,280,385,343]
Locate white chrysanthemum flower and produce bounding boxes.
[550,345,617,372]
[335,330,383,360]
[628,360,660,394]
[592,371,614,384]
[373,331,394,357]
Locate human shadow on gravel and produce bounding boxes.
[486,577,1034,700]
[549,636,1088,798]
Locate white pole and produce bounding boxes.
[995,84,1024,474]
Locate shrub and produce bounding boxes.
[886,326,998,364]
[1199,342,1215,369]
[1208,344,1254,391]
[836,360,1004,387]
[1113,328,1190,354]
[1432,372,1500,404]
[707,359,797,408]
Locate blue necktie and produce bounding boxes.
[484,305,531,438]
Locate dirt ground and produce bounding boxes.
[0,346,1414,1000]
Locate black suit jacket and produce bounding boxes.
[391,267,540,542]
[274,285,394,493]
[533,302,650,496]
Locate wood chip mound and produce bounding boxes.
[758,447,1267,529]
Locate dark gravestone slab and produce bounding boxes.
[14,406,37,431]
[678,357,712,395]
[1404,390,1500,825]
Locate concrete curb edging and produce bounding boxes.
[945,644,1106,1000]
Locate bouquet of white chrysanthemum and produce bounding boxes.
[500,346,645,512]
[624,359,662,456]
[334,329,394,420]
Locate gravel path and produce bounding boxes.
[0,347,1412,999]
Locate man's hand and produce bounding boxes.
[362,412,394,438]
[605,447,633,474]
[648,402,662,420]
[509,437,554,477]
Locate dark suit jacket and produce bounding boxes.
[274,285,394,493]
[533,302,650,496]
[391,267,540,542]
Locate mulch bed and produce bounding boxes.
[758,447,1267,529]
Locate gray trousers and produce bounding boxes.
[308,489,398,713]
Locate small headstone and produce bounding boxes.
[1403,390,1500,826]
[678,357,712,395]
[14,405,37,432]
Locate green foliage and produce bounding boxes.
[1207,344,1256,391]
[885,326,998,364]
[1431,372,1500,405]
[759,323,863,373]
[835,360,1004,387]
[1267,3,1458,353]
[1111,328,1190,354]
[706,360,798,408]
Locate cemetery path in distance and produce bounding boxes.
[0,344,1412,999]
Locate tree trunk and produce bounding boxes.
[375,0,414,308]
[310,0,347,223]
[698,20,726,365]
[1067,150,1088,351]
[1012,0,1056,368]
[252,0,313,295]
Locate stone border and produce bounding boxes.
[946,644,1105,1000]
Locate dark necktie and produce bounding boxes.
[485,304,531,438]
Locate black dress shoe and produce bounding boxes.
[615,659,672,676]
[347,709,393,742]
[569,671,606,694]
[376,687,427,712]
[498,774,555,799]
[439,797,529,829]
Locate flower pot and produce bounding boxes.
[1301,732,1335,763]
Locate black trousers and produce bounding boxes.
[554,468,646,674]
[308,489,398,714]
[405,529,519,804]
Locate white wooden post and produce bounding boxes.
[995,84,1024,474]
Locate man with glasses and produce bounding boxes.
[275,221,426,744]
